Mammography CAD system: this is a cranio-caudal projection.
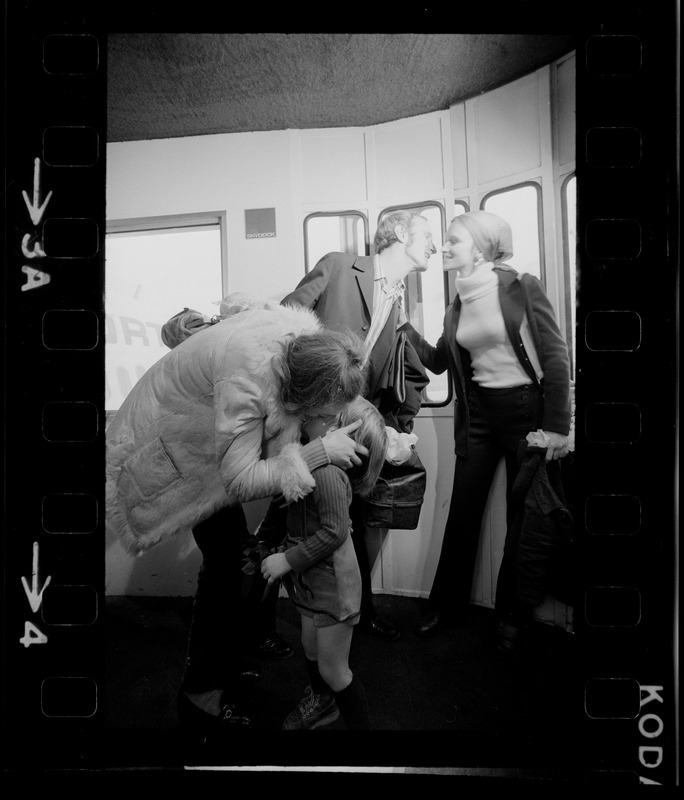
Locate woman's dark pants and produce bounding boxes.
[428,383,543,623]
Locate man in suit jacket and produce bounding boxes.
[280,209,436,640]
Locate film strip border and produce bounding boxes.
[4,10,107,770]
[3,4,680,781]
[574,8,679,787]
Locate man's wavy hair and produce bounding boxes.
[374,210,427,254]
[338,397,388,497]
[273,329,367,416]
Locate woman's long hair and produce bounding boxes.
[273,329,367,416]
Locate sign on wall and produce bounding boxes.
[245,207,276,239]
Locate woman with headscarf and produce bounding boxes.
[401,211,572,650]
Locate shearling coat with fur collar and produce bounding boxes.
[106,304,324,556]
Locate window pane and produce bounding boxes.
[483,184,542,280]
[305,213,367,270]
[105,225,223,412]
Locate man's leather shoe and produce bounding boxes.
[177,691,252,739]
[414,609,448,638]
[359,615,401,642]
[496,620,523,655]
[239,660,263,682]
[252,632,294,660]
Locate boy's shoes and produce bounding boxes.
[282,688,340,730]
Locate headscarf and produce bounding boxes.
[456,211,514,264]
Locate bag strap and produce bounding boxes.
[392,331,407,405]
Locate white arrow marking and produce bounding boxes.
[21,157,53,226]
[20,541,52,613]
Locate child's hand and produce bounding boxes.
[261,552,292,585]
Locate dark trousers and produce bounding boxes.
[350,494,376,621]
[429,383,543,618]
[181,505,253,695]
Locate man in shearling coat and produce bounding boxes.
[279,209,436,640]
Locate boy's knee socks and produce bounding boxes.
[334,675,371,729]
[305,657,331,695]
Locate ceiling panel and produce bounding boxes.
[107,33,576,142]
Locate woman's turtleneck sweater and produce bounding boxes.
[455,262,532,388]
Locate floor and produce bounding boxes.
[101,592,589,779]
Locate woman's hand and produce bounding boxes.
[261,552,291,585]
[321,420,369,468]
[544,431,570,461]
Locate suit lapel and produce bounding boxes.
[366,285,399,399]
[352,255,374,322]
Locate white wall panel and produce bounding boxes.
[471,461,507,606]
[555,54,576,168]
[449,103,469,191]
[107,130,303,305]
[474,73,542,184]
[373,114,446,200]
[300,131,368,203]
[378,414,455,596]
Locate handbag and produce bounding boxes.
[362,445,426,529]
[160,307,221,349]
[363,329,426,528]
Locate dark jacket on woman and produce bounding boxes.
[500,444,575,610]
[402,265,571,459]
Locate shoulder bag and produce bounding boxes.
[363,331,427,529]
[362,444,426,529]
